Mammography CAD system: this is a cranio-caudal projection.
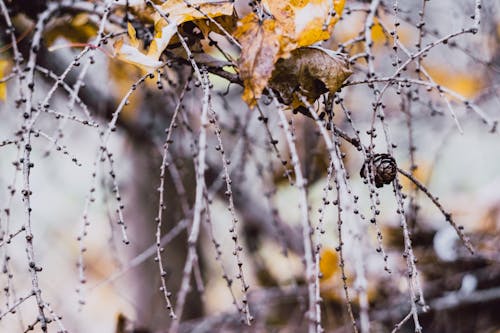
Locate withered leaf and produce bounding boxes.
[194,10,238,37]
[235,0,346,108]
[269,47,352,110]
[114,0,234,70]
[234,13,285,108]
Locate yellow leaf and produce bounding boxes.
[319,247,338,280]
[262,0,345,50]
[114,21,171,70]
[0,59,9,101]
[147,20,178,59]
[371,19,386,44]
[127,22,140,48]
[113,38,163,69]
[71,13,91,27]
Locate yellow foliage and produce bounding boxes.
[269,47,351,111]
[233,13,283,108]
[426,65,482,99]
[371,19,386,44]
[370,17,413,46]
[319,247,339,280]
[0,59,9,101]
[112,1,233,116]
[127,22,140,48]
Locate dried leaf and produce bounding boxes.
[426,65,482,99]
[262,0,345,49]
[114,0,234,69]
[147,21,178,59]
[114,21,177,69]
[235,0,345,108]
[233,13,284,107]
[113,38,163,69]
[269,46,352,110]
[127,22,140,48]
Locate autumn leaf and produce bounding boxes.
[113,25,164,70]
[114,0,234,69]
[194,11,238,38]
[0,59,9,101]
[261,0,345,49]
[233,13,284,108]
[270,46,352,110]
[235,0,346,107]
[425,65,482,99]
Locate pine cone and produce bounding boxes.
[360,153,397,188]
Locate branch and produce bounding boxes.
[397,167,474,254]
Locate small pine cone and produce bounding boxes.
[360,153,397,188]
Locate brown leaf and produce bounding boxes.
[156,0,234,25]
[234,0,346,108]
[269,46,352,110]
[194,10,238,37]
[115,0,235,69]
[234,13,285,108]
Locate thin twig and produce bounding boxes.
[397,167,474,254]
[274,98,317,333]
